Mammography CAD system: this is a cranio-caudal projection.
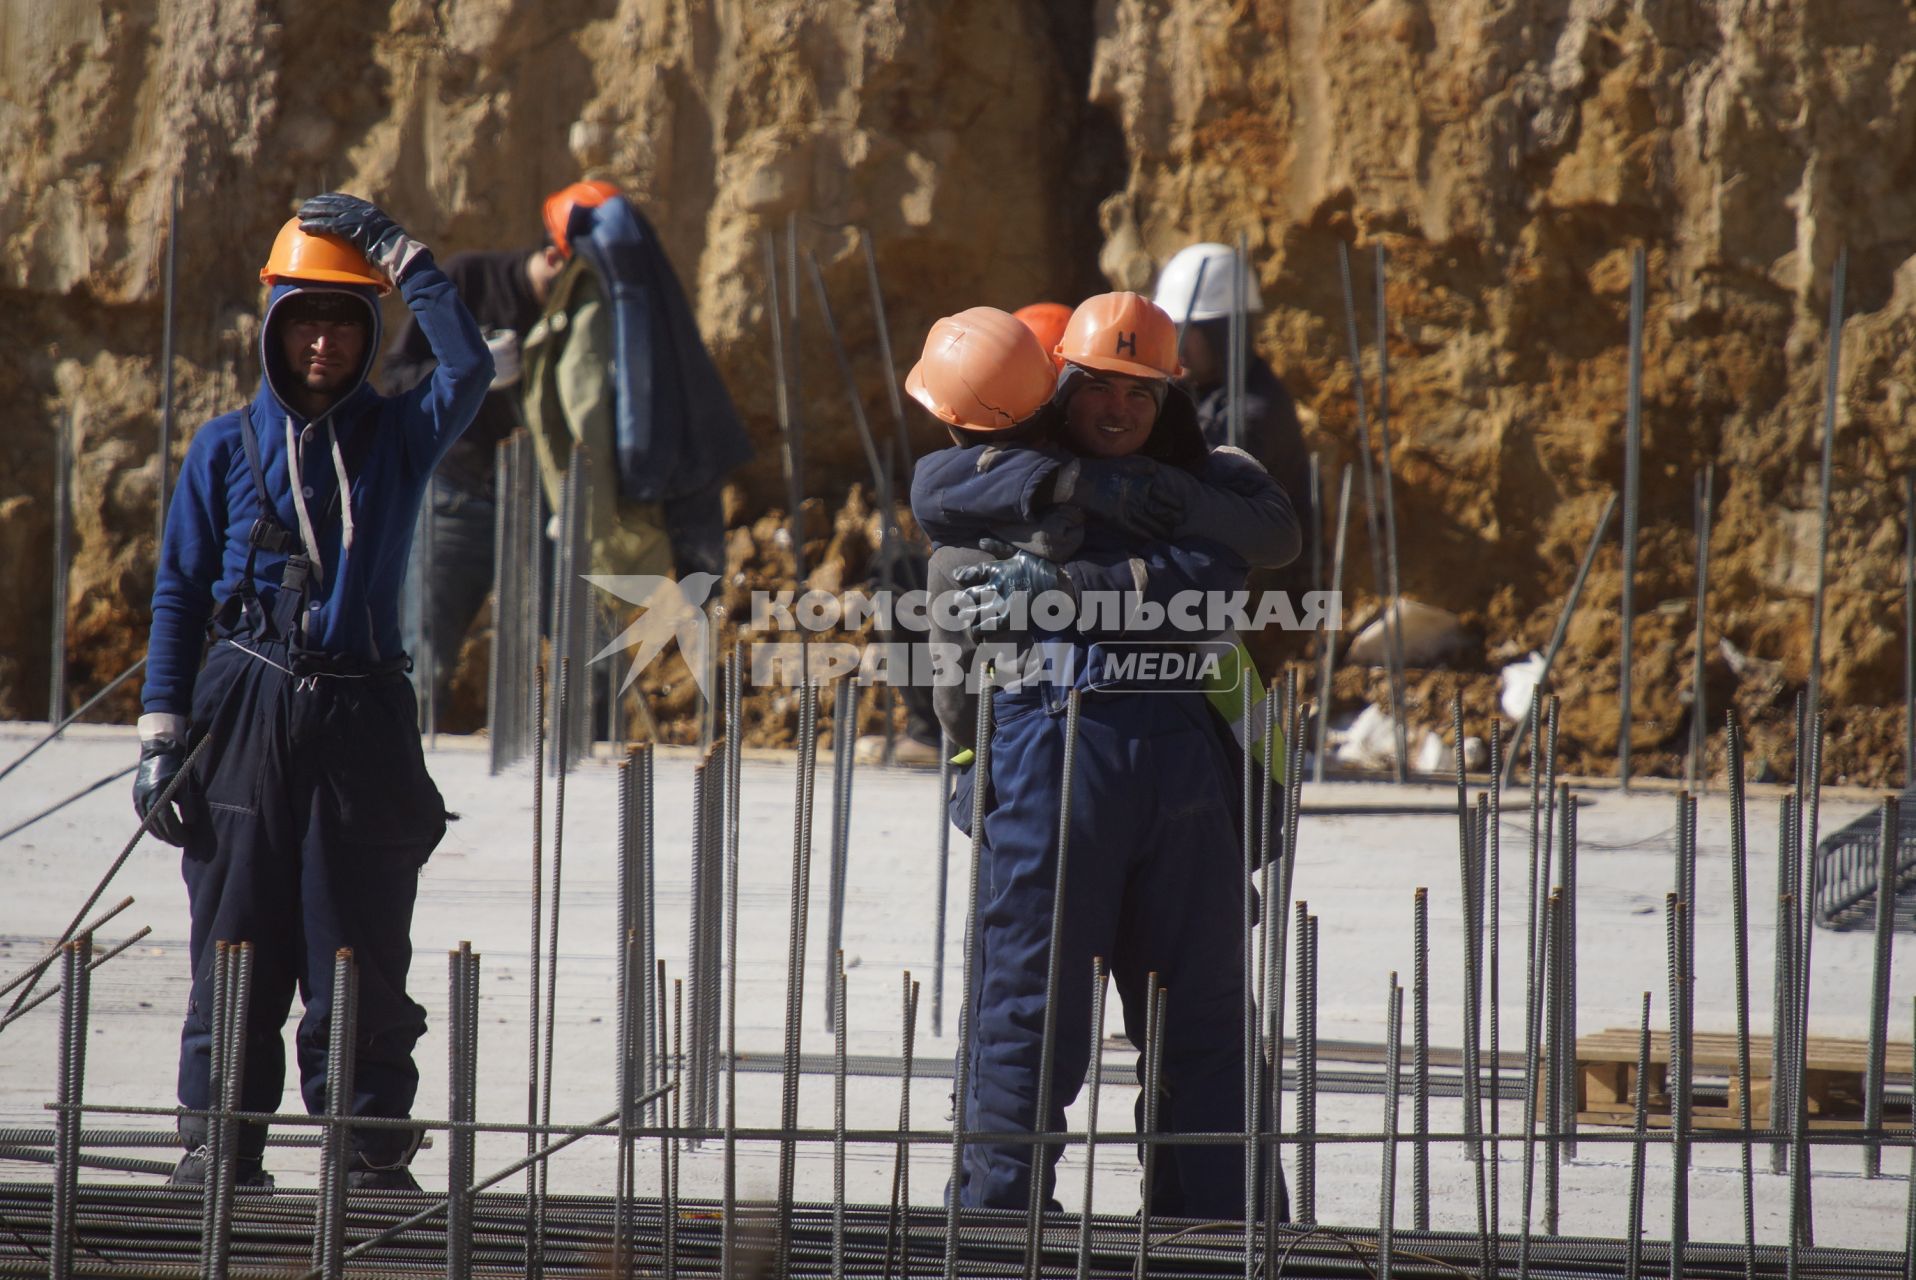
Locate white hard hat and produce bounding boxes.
[1152,242,1263,323]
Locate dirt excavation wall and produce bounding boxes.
[5,0,1916,784]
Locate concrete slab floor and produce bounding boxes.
[0,721,1910,1248]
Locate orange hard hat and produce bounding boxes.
[904,307,1058,433]
[259,218,390,294]
[542,180,621,257]
[1012,302,1073,360]
[1055,291,1182,379]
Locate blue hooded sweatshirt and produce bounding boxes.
[141,256,492,717]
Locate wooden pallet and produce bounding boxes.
[1564,1028,1913,1130]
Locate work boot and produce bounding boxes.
[346,1151,422,1193]
[169,1145,274,1191]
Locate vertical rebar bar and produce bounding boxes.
[1373,242,1411,784]
[834,952,848,1280]
[886,974,919,1280]
[1488,719,1503,1241]
[1772,794,1796,1173]
[200,939,230,1278]
[525,671,546,1277]
[781,681,820,1278]
[723,654,743,1277]
[49,410,70,726]
[1455,779,1491,1262]
[1791,710,1826,1251]
[538,658,570,1210]
[1562,785,1579,1160]
[1865,796,1900,1178]
[1625,992,1652,1280]
[448,943,478,1280]
[1135,981,1168,1280]
[1379,978,1404,1280]
[1688,465,1714,790]
[1411,888,1430,1232]
[1544,890,1563,1237]
[1518,876,1553,1280]
[1726,715,1757,1280]
[210,942,250,1280]
[1312,467,1354,783]
[1907,474,1915,788]
[933,733,952,1037]
[157,178,178,552]
[825,677,858,1032]
[1297,907,1317,1223]
[1668,895,1689,1280]
[1028,690,1082,1279]
[1241,675,1259,1280]
[1806,250,1846,723]
[1336,240,1406,783]
[668,977,683,1280]
[944,686,993,1280]
[49,938,88,1280]
[1619,245,1646,790]
[1077,958,1108,1280]
[316,949,356,1280]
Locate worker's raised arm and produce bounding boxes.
[295,193,492,476]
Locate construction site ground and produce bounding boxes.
[1,721,1911,1249]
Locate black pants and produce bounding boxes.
[176,637,446,1163]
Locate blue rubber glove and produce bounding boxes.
[297,192,428,285]
[1067,458,1185,540]
[131,737,189,847]
[949,538,1076,643]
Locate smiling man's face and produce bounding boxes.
[1062,369,1161,459]
[282,314,366,397]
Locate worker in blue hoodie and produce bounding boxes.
[908,296,1296,1221]
[133,194,492,1192]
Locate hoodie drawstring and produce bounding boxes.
[284,416,356,589]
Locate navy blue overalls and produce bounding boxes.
[148,265,491,1167]
[173,406,447,1165]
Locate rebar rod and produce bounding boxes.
[933,734,952,1037]
[0,656,146,787]
[210,942,251,1280]
[765,233,806,583]
[1772,794,1796,1173]
[885,974,918,1280]
[724,655,744,1277]
[157,178,178,551]
[1336,241,1406,783]
[1518,874,1554,1280]
[1136,981,1168,1280]
[1562,784,1580,1161]
[1865,797,1899,1178]
[1544,890,1563,1237]
[1688,465,1715,790]
[782,681,821,1278]
[826,677,859,1032]
[1372,242,1411,785]
[49,410,70,726]
[1792,711,1827,1254]
[1806,250,1846,723]
[944,685,993,1280]
[1241,675,1259,1280]
[1379,978,1404,1280]
[1076,958,1108,1280]
[835,954,849,1280]
[49,938,88,1280]
[1907,475,1915,789]
[1502,493,1620,786]
[1619,247,1646,790]
[315,950,356,1280]
[1488,720,1503,1242]
[1625,993,1652,1280]
[1028,690,1082,1279]
[1412,889,1430,1233]
[1313,467,1355,783]
[200,940,229,1280]
[1298,909,1318,1223]
[859,230,914,477]
[524,671,546,1278]
[538,658,571,1209]
[1726,716,1757,1280]
[1669,895,1690,1280]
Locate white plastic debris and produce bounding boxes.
[1500,651,1546,721]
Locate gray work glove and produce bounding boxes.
[132,737,189,847]
[949,537,1076,643]
[297,192,429,285]
[1061,458,1185,541]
